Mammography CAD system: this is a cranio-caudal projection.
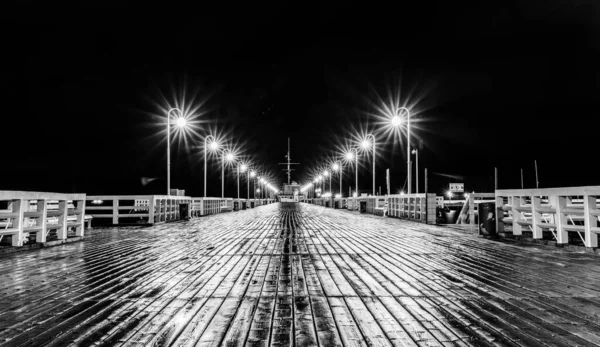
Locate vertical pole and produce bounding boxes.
[521,168,524,189]
[167,116,170,195]
[355,151,358,197]
[204,138,207,197]
[247,172,250,199]
[372,140,376,196]
[339,164,342,197]
[534,160,539,188]
[221,154,224,198]
[425,168,428,194]
[237,165,240,200]
[386,168,390,196]
[416,149,419,194]
[407,115,411,194]
[494,167,498,191]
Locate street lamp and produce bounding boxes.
[412,148,419,194]
[167,107,187,195]
[204,135,219,197]
[345,148,358,197]
[360,134,376,196]
[323,170,330,196]
[332,162,341,197]
[240,164,248,200]
[223,150,235,198]
[392,107,412,194]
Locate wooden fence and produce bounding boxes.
[496,186,600,247]
[1,191,87,246]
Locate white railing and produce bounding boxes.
[496,186,600,247]
[366,196,387,215]
[0,191,87,246]
[86,195,192,226]
[190,197,225,217]
[456,193,496,225]
[387,194,436,224]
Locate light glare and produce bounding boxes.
[176,117,187,127]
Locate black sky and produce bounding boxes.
[5,2,600,197]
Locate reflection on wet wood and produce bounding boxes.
[0,203,599,346]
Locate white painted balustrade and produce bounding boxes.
[496,186,600,247]
[387,194,437,224]
[0,191,87,246]
[86,195,192,226]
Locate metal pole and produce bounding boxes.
[425,168,428,194]
[521,168,524,189]
[167,115,170,195]
[339,164,342,197]
[534,160,539,188]
[407,121,411,194]
[355,152,358,197]
[247,172,250,199]
[416,149,419,194]
[237,165,240,200]
[204,138,207,197]
[221,154,224,198]
[373,140,376,196]
[329,175,332,196]
[494,167,498,191]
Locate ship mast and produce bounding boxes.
[279,137,299,185]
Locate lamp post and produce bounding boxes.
[412,148,419,194]
[346,148,358,197]
[250,171,256,199]
[204,135,218,197]
[323,170,330,196]
[167,108,186,195]
[238,163,247,200]
[332,162,341,197]
[391,107,412,194]
[360,134,376,196]
[223,150,235,198]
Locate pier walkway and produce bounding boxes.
[1,203,599,346]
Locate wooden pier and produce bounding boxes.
[1,202,599,346]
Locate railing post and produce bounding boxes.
[112,199,119,225]
[512,195,522,236]
[531,195,542,239]
[37,199,48,243]
[74,199,85,237]
[57,200,68,240]
[11,199,25,247]
[148,198,155,224]
[584,194,598,248]
[553,194,567,244]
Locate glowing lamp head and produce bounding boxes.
[412,148,417,155]
[225,153,235,162]
[332,163,339,171]
[318,175,323,180]
[323,170,329,176]
[260,178,265,183]
[250,171,256,178]
[361,140,370,149]
[240,164,248,172]
[447,191,454,198]
[345,152,354,160]
[210,141,219,150]
[176,117,187,127]
[400,191,405,195]
[256,189,260,192]
[313,180,317,184]
[391,115,402,127]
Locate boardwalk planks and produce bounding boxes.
[0,203,599,347]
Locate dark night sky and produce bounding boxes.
[5,2,600,197]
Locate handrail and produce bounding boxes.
[1,190,87,246]
[495,186,600,247]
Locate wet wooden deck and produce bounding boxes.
[1,202,600,346]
